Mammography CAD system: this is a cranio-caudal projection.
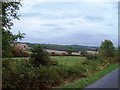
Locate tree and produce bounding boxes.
[66,47,73,55]
[118,46,120,52]
[30,45,50,66]
[81,50,87,56]
[1,1,25,57]
[12,31,25,44]
[99,40,115,57]
[117,46,120,57]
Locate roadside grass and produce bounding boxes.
[61,63,119,89]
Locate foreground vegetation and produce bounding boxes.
[2,55,119,89]
[61,64,119,89]
[2,56,85,88]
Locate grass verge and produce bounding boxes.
[61,63,119,89]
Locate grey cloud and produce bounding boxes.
[85,16,104,22]
[13,2,118,46]
[41,23,58,27]
[41,25,66,31]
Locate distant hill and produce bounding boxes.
[20,42,99,52]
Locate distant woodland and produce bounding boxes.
[20,42,99,52]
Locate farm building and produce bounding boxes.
[45,49,81,56]
[72,52,81,56]
[45,49,67,55]
[86,50,99,54]
[45,49,99,56]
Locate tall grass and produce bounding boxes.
[61,64,119,89]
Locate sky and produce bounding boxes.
[12,0,119,46]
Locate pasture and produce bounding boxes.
[51,56,86,66]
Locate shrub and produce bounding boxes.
[67,66,82,78]
[54,65,85,80]
[86,53,99,60]
[2,58,33,88]
[81,59,103,75]
[35,66,62,86]
[11,47,30,57]
[30,45,50,66]
[66,47,74,55]
[113,50,120,63]
[62,53,67,56]
[54,65,69,78]
[51,52,56,56]
[81,51,87,56]
[2,49,13,58]
[99,40,115,57]
[50,58,58,65]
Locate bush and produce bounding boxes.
[99,40,115,57]
[62,53,67,56]
[2,49,13,58]
[36,66,62,86]
[30,45,50,66]
[51,52,56,56]
[81,59,104,75]
[54,65,69,78]
[86,53,99,60]
[50,58,58,65]
[67,66,82,78]
[53,65,85,80]
[81,51,87,56]
[113,50,120,63]
[2,58,33,88]
[11,47,30,57]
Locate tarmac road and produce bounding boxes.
[84,68,120,89]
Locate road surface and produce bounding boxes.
[84,68,120,89]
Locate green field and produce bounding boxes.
[51,56,86,66]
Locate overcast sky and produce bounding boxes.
[12,0,119,46]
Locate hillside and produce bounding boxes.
[20,42,99,52]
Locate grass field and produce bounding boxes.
[51,56,86,66]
